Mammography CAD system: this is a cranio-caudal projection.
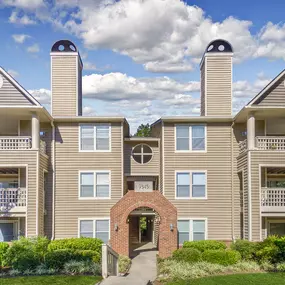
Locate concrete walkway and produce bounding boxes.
[100,242,158,285]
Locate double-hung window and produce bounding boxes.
[80,171,110,198]
[80,124,110,151]
[79,219,109,243]
[177,219,207,245]
[176,171,206,199]
[176,125,206,151]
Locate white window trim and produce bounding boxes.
[0,220,20,242]
[78,170,111,200]
[175,170,207,200]
[174,124,207,153]
[78,217,110,242]
[178,218,208,245]
[79,123,111,152]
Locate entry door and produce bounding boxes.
[0,223,14,242]
[269,223,285,237]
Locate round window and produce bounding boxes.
[132,144,153,164]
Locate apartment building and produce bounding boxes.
[0,39,285,258]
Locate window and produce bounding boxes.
[176,171,206,199]
[177,219,206,244]
[192,173,206,198]
[80,171,110,198]
[176,173,190,198]
[80,125,110,151]
[132,144,153,164]
[79,219,109,243]
[0,221,17,242]
[176,125,206,151]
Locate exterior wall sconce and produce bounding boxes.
[114,223,118,231]
[170,223,174,231]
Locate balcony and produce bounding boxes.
[0,188,27,213]
[239,137,285,154]
[0,136,47,155]
[0,137,31,150]
[261,188,285,212]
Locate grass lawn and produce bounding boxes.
[0,275,102,285]
[166,273,285,285]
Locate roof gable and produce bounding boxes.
[0,67,41,107]
[247,70,285,107]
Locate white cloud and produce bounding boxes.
[7,69,19,77]
[51,0,257,72]
[3,0,45,9]
[83,106,96,116]
[163,94,200,106]
[28,89,51,105]
[27,43,40,53]
[12,34,30,43]
[82,72,200,101]
[9,11,36,25]
[84,61,97,71]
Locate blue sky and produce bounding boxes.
[0,0,285,132]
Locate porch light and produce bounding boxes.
[170,223,174,231]
[114,223,118,231]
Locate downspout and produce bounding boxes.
[231,122,235,241]
[51,121,55,240]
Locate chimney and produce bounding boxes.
[50,40,83,117]
[200,39,233,116]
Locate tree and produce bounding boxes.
[135,123,151,137]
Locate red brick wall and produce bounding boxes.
[110,191,177,258]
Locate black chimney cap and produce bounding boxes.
[51,40,77,52]
[205,39,233,53]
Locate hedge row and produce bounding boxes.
[0,237,103,271]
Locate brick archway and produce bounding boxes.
[110,191,177,258]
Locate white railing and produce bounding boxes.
[0,137,31,150]
[102,244,119,279]
[40,140,47,155]
[0,188,27,211]
[239,139,247,153]
[261,188,285,208]
[256,137,285,151]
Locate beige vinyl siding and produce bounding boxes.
[40,123,53,238]
[54,122,123,238]
[0,152,37,235]
[124,141,160,176]
[77,66,82,116]
[254,74,285,106]
[0,73,34,106]
[51,56,78,117]
[200,61,206,116]
[151,122,163,193]
[205,56,232,116]
[39,154,48,236]
[250,151,285,241]
[163,122,233,241]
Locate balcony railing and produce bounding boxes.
[239,139,247,154]
[0,188,27,212]
[256,137,285,151]
[261,188,285,211]
[0,137,31,150]
[40,140,47,155]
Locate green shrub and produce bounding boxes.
[4,250,41,271]
[231,240,259,260]
[172,248,201,263]
[0,243,9,266]
[63,260,101,275]
[202,249,241,266]
[4,236,49,268]
[183,240,226,252]
[118,255,131,273]
[75,250,101,263]
[276,262,285,272]
[3,237,49,270]
[48,238,102,252]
